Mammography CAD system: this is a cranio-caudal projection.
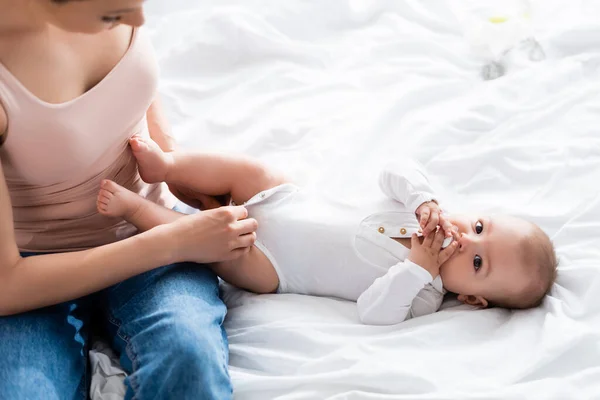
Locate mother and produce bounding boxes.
[0,0,257,398]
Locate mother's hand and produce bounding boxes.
[166,205,257,264]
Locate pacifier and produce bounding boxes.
[442,236,454,249]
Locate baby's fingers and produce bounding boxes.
[422,230,435,247]
[439,214,454,238]
[424,211,439,236]
[411,233,420,248]
[432,227,445,249]
[419,206,431,231]
[439,240,458,264]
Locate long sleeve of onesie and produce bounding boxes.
[356,160,444,325]
[378,159,438,212]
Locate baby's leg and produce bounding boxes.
[97,180,184,232]
[97,180,280,294]
[213,247,280,294]
[130,136,287,206]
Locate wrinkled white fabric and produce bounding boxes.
[89,341,126,400]
[90,0,600,399]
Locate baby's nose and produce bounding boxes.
[458,232,473,250]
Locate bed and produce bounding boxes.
[90,1,600,399]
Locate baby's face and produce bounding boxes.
[439,214,533,306]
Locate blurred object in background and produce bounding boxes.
[451,0,545,80]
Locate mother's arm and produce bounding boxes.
[147,96,176,152]
[0,161,172,315]
[0,162,256,316]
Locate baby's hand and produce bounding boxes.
[408,228,458,278]
[416,201,455,238]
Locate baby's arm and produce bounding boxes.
[357,260,440,325]
[379,160,438,212]
[357,229,455,325]
[131,136,287,206]
[380,160,456,237]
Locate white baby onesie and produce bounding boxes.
[244,159,446,325]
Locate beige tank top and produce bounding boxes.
[0,28,176,252]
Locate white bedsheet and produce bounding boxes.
[93,0,600,399]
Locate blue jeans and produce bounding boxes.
[0,256,232,400]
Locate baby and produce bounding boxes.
[97,136,558,325]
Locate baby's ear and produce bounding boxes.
[457,294,488,308]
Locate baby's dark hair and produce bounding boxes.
[491,223,557,310]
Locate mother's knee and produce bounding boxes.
[129,316,231,400]
[167,320,228,366]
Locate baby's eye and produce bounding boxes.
[101,15,122,23]
[473,255,482,271]
[475,221,483,234]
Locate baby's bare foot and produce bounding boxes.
[97,180,142,220]
[129,135,171,183]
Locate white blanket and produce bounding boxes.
[92,0,600,399]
